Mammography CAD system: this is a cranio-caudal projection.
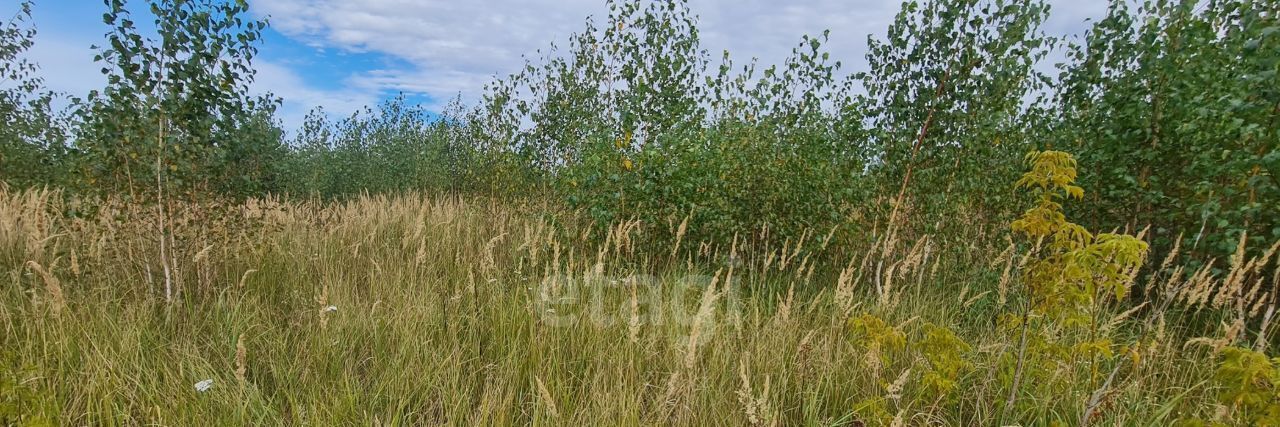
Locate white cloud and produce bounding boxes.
[252,0,605,101]
[23,33,103,101]
[24,0,1109,131]
[23,32,372,133]
[696,0,895,71]
[251,60,382,132]
[252,0,1109,111]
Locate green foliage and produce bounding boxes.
[75,0,275,198]
[479,0,865,247]
[848,314,907,424]
[849,313,907,354]
[918,322,972,396]
[847,318,974,420]
[1210,347,1280,426]
[0,0,1274,267]
[1055,0,1280,259]
[211,102,288,197]
[861,0,1054,223]
[0,350,57,426]
[1011,150,1148,317]
[4,1,1280,424]
[1003,150,1150,417]
[0,1,69,189]
[283,97,533,198]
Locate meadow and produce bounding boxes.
[2,0,1278,425]
[2,169,1276,425]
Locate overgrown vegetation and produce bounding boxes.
[1,0,1279,425]
[1055,0,1280,261]
[3,0,1276,254]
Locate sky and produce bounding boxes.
[20,0,1110,134]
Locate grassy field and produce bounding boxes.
[1,187,1275,425]
[3,0,1278,424]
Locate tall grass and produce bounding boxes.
[1,187,1275,425]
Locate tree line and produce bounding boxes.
[1,0,1276,260]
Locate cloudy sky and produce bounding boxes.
[22,0,1109,132]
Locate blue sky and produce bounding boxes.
[21,0,1110,134]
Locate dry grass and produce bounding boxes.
[0,188,1275,425]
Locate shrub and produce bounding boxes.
[1003,150,1148,413]
[1055,0,1280,259]
[0,1,69,189]
[477,0,865,248]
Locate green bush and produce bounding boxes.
[73,0,273,199]
[478,0,867,247]
[282,96,535,199]
[0,0,1274,265]
[0,1,70,189]
[1055,0,1280,259]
